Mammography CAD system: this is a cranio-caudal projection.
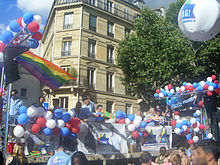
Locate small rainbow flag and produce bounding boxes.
[15,51,77,90]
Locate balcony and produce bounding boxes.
[88,53,96,58]
[64,24,73,29]
[107,57,114,64]
[107,87,114,93]
[107,32,114,38]
[87,82,95,90]
[55,0,139,23]
[62,51,71,56]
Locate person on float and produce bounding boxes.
[144,108,157,126]
[32,96,46,110]
[82,96,95,113]
[162,105,172,121]
[96,104,104,113]
[156,109,165,125]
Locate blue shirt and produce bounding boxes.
[82,101,95,113]
[144,114,156,126]
[47,151,71,165]
[71,107,92,120]
[9,98,23,116]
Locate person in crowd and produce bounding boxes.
[162,106,172,120]
[191,148,198,165]
[96,104,103,113]
[186,144,194,163]
[169,154,181,165]
[155,147,167,164]
[5,143,28,165]
[47,146,71,165]
[71,151,89,165]
[156,109,165,125]
[144,108,157,126]
[140,151,152,165]
[178,147,190,165]
[82,96,95,113]
[135,110,142,117]
[196,139,220,165]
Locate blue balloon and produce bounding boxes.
[9,21,21,32]
[96,112,104,121]
[18,106,27,114]
[23,12,34,24]
[68,133,77,140]
[128,114,135,121]
[17,114,29,125]
[180,128,184,134]
[176,123,182,128]
[206,81,211,85]
[196,118,200,122]
[204,137,210,140]
[182,120,188,126]
[122,112,126,119]
[154,93,159,98]
[140,121,147,128]
[171,98,176,104]
[139,132,143,137]
[193,83,198,88]
[166,98,171,106]
[193,113,198,118]
[163,91,168,96]
[115,110,123,119]
[187,121,191,127]
[2,30,14,44]
[62,112,71,122]
[197,85,203,92]
[186,134,192,140]
[54,109,63,119]
[29,38,39,49]
[212,83,218,89]
[168,92,173,98]
[43,128,53,136]
[161,89,165,93]
[60,127,70,136]
[189,128,193,133]
[183,82,187,86]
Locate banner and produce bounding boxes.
[141,126,172,152]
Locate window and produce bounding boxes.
[124,8,129,20]
[133,13,137,22]
[87,68,95,89]
[59,97,68,109]
[107,72,113,92]
[107,21,114,37]
[62,41,72,56]
[89,14,97,31]
[107,45,114,63]
[61,65,71,73]
[88,39,96,58]
[64,12,73,29]
[89,0,96,5]
[114,3,118,15]
[106,101,113,113]
[20,88,27,97]
[104,0,107,10]
[97,0,101,8]
[125,28,130,35]
[125,104,132,115]
[107,0,113,13]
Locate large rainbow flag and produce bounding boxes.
[15,51,77,90]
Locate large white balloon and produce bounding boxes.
[46,119,56,129]
[208,86,214,91]
[135,116,142,122]
[175,115,180,120]
[133,119,141,128]
[21,18,26,27]
[13,125,25,138]
[207,77,213,82]
[193,136,199,143]
[57,119,65,128]
[33,15,42,24]
[181,86,185,92]
[190,118,196,124]
[159,93,164,98]
[128,124,135,132]
[176,119,182,123]
[196,110,201,116]
[44,111,53,120]
[125,118,131,125]
[174,128,181,135]
[200,81,206,87]
[182,125,187,131]
[207,133,213,139]
[194,127,200,133]
[170,89,175,94]
[27,106,38,117]
[176,87,180,92]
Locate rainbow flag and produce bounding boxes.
[15,51,77,90]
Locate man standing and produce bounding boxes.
[82,96,95,113]
[47,146,71,165]
[9,89,23,117]
[140,151,152,165]
[178,148,190,165]
[144,108,156,126]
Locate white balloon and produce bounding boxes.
[0,52,3,63]
[13,125,25,138]
[134,119,141,128]
[165,86,168,90]
[194,127,200,133]
[176,87,180,92]
[68,111,75,118]
[57,119,65,128]
[182,125,187,131]
[196,110,201,116]
[21,18,26,27]
[176,119,182,123]
[135,116,142,121]
[33,15,42,24]
[181,86,185,92]
[125,118,131,125]
[44,111,53,120]
[196,121,200,127]
[193,136,199,143]
[207,77,213,82]
[207,133,213,139]
[208,86,214,91]
[36,107,45,117]
[79,123,88,133]
[159,93,164,98]
[200,81,205,87]
[46,119,56,129]
[170,89,175,94]
[174,128,181,135]
[128,124,135,132]
[190,118,196,124]
[175,115,180,120]
[27,106,38,117]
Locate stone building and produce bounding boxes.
[41,0,142,114]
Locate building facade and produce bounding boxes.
[41,0,142,114]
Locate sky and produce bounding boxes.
[0,0,176,35]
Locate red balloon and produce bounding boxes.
[0,42,6,52]
[192,123,197,128]
[36,117,46,127]
[72,126,80,134]
[188,139,194,144]
[53,127,60,135]
[31,124,40,133]
[185,85,189,90]
[156,89,160,94]
[211,75,216,81]
[132,130,139,139]
[203,84,209,90]
[17,17,23,27]
[32,32,42,41]
[65,123,72,130]
[174,111,179,115]
[207,91,212,96]
[215,89,220,94]
[198,101,204,107]
[199,124,205,130]
[186,128,190,134]
[118,119,125,124]
[214,80,219,84]
[168,84,172,90]
[189,86,194,91]
[142,131,149,138]
[68,117,80,127]
[171,120,177,127]
[28,22,39,33]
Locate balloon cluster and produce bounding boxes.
[171,110,213,144]
[13,106,81,140]
[0,12,43,52]
[154,75,220,106]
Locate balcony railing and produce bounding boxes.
[87,82,95,89]
[64,24,73,29]
[107,87,114,92]
[107,57,114,64]
[62,51,71,56]
[55,0,139,23]
[88,53,96,58]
